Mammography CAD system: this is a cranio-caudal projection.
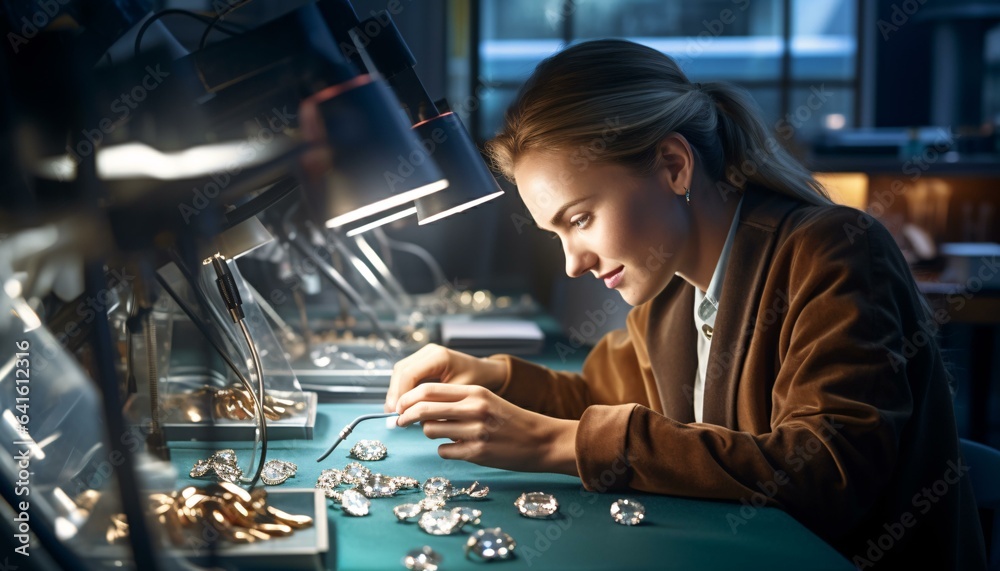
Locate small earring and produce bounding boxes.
[684,186,691,204]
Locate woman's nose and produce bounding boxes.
[563,240,596,278]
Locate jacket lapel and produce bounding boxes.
[701,186,799,427]
[646,277,697,423]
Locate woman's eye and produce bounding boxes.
[571,214,591,229]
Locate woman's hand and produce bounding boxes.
[395,383,579,475]
[384,343,508,413]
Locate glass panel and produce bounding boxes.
[481,0,565,40]
[791,0,857,80]
[744,87,783,130]
[787,86,855,141]
[572,0,785,81]
[479,39,563,84]
[479,87,521,141]
[480,0,565,84]
[573,0,782,38]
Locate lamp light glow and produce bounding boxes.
[344,206,418,237]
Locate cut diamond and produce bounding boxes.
[402,546,442,571]
[393,503,423,521]
[261,460,296,486]
[418,509,461,535]
[465,528,516,560]
[210,449,238,466]
[317,469,343,488]
[350,439,387,461]
[212,463,243,484]
[422,477,452,498]
[341,489,371,516]
[360,474,398,498]
[418,497,446,511]
[189,460,211,478]
[343,462,372,485]
[514,492,559,518]
[452,506,482,526]
[324,489,344,502]
[610,499,645,526]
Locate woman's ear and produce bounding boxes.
[655,133,694,199]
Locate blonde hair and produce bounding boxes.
[486,39,831,206]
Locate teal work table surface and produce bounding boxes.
[170,403,854,570]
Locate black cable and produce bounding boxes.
[199,0,255,50]
[134,9,244,57]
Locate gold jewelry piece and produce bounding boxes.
[162,386,306,423]
[105,484,312,546]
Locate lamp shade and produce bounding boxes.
[412,111,504,225]
[199,216,274,263]
[298,74,449,230]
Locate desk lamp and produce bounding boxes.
[310,2,505,315]
[318,0,504,226]
[185,3,451,233]
[346,8,505,225]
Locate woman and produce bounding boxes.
[384,39,985,569]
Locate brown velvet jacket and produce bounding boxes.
[492,186,986,569]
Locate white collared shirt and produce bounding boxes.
[692,197,743,423]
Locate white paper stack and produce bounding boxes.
[440,318,545,356]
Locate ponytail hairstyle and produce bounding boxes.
[486,39,832,207]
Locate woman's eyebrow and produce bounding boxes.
[548,196,593,227]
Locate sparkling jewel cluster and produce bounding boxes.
[315,461,424,516]
[317,440,648,568]
[189,449,244,483]
[190,449,299,486]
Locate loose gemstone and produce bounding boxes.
[317,469,343,488]
[418,497,446,511]
[341,489,371,516]
[343,462,372,485]
[452,506,482,526]
[351,439,387,461]
[466,528,516,560]
[361,474,398,498]
[189,460,211,478]
[422,477,452,498]
[393,503,423,521]
[514,492,559,518]
[261,460,295,485]
[402,546,442,571]
[418,509,461,535]
[610,499,645,526]
[211,449,238,465]
[212,463,243,484]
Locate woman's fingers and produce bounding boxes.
[437,440,480,462]
[396,385,491,425]
[385,344,450,412]
[420,420,494,442]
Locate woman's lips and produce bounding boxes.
[602,266,625,289]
